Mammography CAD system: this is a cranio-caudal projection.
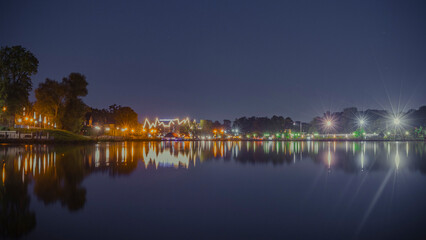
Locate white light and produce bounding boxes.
[394,118,400,125]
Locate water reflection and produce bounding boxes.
[0,141,426,238]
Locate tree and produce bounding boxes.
[200,120,213,133]
[34,78,65,125]
[61,99,88,132]
[60,73,88,132]
[88,108,114,125]
[353,128,365,138]
[223,119,232,131]
[179,122,191,135]
[0,46,38,123]
[33,73,88,132]
[112,106,138,128]
[62,73,88,99]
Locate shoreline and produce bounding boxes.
[0,138,424,144]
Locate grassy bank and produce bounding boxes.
[45,129,92,142]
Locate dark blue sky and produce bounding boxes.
[1,0,425,121]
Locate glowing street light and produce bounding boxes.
[323,116,335,138]
[393,117,401,126]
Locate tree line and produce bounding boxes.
[0,46,91,132]
[208,106,426,136]
[1,45,425,136]
[0,45,140,133]
[86,104,139,128]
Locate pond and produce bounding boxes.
[1,141,426,239]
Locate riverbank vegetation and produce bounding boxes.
[1,45,426,142]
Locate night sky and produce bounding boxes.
[1,0,426,122]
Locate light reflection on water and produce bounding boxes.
[1,141,426,239]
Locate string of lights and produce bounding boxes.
[142,118,193,129]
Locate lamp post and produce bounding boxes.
[359,119,366,139]
[359,119,365,128]
[393,117,401,140]
[327,120,330,138]
[325,120,333,138]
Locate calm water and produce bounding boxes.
[1,141,426,239]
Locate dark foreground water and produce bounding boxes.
[1,141,426,240]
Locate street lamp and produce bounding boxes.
[231,128,239,137]
[392,117,402,140]
[393,117,401,126]
[324,119,334,138]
